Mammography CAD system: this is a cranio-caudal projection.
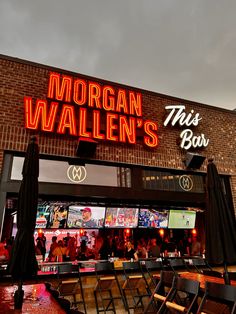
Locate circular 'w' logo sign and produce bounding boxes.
[67,166,87,183]
[179,175,193,191]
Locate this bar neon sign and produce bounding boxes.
[24,72,159,148]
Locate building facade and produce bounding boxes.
[0,54,235,240]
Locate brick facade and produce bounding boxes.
[0,55,235,214]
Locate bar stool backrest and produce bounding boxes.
[175,277,200,295]
[197,281,236,314]
[95,261,114,274]
[123,261,141,272]
[190,257,212,273]
[144,260,163,271]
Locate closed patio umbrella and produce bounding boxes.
[205,159,236,284]
[8,136,39,308]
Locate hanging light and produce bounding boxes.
[159,229,165,237]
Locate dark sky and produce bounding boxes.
[1,0,236,110]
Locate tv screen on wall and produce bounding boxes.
[34,229,99,255]
[138,209,169,228]
[104,208,139,228]
[168,210,196,229]
[67,206,105,228]
[36,201,68,229]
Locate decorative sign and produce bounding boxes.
[179,175,193,191]
[164,105,209,150]
[67,165,87,183]
[24,72,159,148]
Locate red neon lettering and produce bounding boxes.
[119,116,136,144]
[144,121,158,147]
[103,86,115,111]
[47,72,72,102]
[106,113,118,142]
[93,110,105,140]
[24,97,58,131]
[57,105,77,135]
[129,91,142,117]
[73,79,87,105]
[78,108,91,138]
[88,82,101,108]
[116,89,128,114]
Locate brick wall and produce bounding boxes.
[0,55,236,214]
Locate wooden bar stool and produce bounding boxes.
[122,261,149,313]
[94,261,124,314]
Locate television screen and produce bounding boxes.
[138,209,169,228]
[36,201,68,229]
[168,210,196,229]
[104,208,139,228]
[34,229,99,254]
[67,206,105,228]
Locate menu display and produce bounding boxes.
[138,209,169,228]
[168,210,196,229]
[67,206,105,228]
[36,201,68,229]
[104,208,139,228]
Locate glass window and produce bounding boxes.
[142,169,205,193]
[11,157,131,187]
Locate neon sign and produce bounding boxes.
[24,72,159,148]
[164,105,209,150]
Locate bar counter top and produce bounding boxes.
[0,283,65,313]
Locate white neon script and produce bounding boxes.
[164,105,209,150]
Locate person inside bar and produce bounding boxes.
[191,236,201,256]
[52,240,68,262]
[125,241,136,260]
[99,237,112,260]
[67,236,77,261]
[161,236,176,257]
[36,232,46,261]
[48,236,58,262]
[77,240,95,260]
[134,241,148,259]
[148,238,160,258]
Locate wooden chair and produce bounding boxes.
[57,263,87,314]
[142,260,163,292]
[167,258,190,274]
[189,257,212,273]
[158,277,200,314]
[122,261,149,313]
[94,261,124,314]
[197,281,236,314]
[143,270,177,313]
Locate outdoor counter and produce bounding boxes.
[0,283,66,313]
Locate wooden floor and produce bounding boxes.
[1,265,236,313]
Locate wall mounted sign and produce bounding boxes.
[164,105,209,150]
[67,165,87,183]
[24,72,159,148]
[179,175,193,191]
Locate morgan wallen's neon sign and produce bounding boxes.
[24,72,159,148]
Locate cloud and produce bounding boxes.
[0,0,236,110]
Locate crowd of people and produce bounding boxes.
[0,231,202,265]
[34,231,203,263]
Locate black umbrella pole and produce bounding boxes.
[14,279,24,309]
[224,262,230,285]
